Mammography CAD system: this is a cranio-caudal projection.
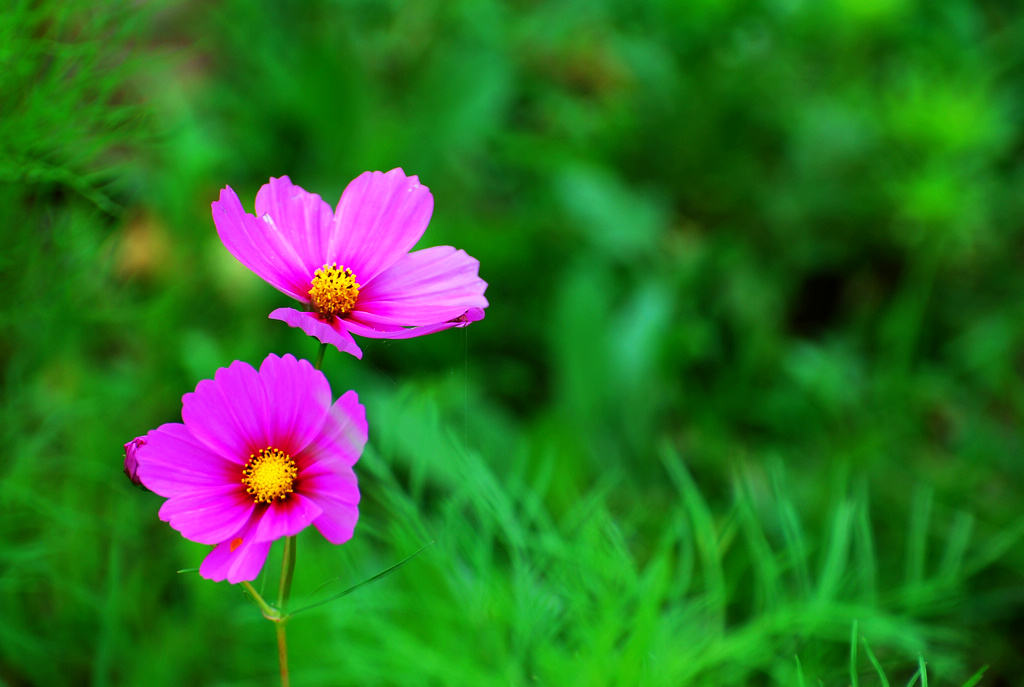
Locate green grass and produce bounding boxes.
[3,0,1024,684]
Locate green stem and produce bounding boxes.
[262,341,324,686]
[240,581,280,621]
[278,535,297,612]
[271,534,298,687]
[313,342,328,370]
[276,622,290,687]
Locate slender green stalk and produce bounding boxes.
[266,340,326,686]
[276,622,290,687]
[850,620,859,687]
[240,581,280,621]
[278,535,297,612]
[264,342,326,685]
[267,513,298,687]
[313,342,328,370]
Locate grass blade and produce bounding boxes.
[660,444,726,629]
[861,638,891,687]
[850,619,859,687]
[938,511,974,583]
[960,666,988,687]
[905,487,932,588]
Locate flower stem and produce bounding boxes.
[278,535,297,612]
[267,535,297,687]
[266,340,323,686]
[276,622,290,687]
[240,581,279,620]
[313,342,328,370]
[241,579,290,684]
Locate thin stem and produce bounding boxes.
[265,340,325,687]
[272,537,297,687]
[313,342,328,370]
[276,622,290,687]
[240,581,280,620]
[278,535,297,613]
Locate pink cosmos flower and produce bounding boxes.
[211,169,489,358]
[133,353,365,584]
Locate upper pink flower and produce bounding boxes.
[211,169,489,358]
[133,354,366,584]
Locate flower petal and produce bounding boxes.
[353,245,488,326]
[343,307,486,340]
[200,511,273,584]
[255,176,334,277]
[257,353,331,455]
[298,390,367,471]
[328,169,433,284]
[268,307,363,358]
[211,185,311,302]
[158,486,256,545]
[293,391,363,544]
[136,423,240,496]
[181,360,270,462]
[302,466,360,545]
[251,493,323,543]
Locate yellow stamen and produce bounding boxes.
[241,446,297,504]
[308,262,360,317]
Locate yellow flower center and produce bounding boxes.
[308,262,360,318]
[241,447,297,504]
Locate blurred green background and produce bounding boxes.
[3,0,1024,684]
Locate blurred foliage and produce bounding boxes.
[2,0,1024,684]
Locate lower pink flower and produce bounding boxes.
[134,354,366,583]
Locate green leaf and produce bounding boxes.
[289,541,433,617]
[960,666,988,687]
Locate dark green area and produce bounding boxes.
[2,0,1023,684]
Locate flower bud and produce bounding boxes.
[123,436,146,487]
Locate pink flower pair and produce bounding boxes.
[128,170,488,582]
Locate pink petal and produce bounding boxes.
[211,186,312,302]
[181,360,270,462]
[353,245,488,326]
[136,423,241,497]
[256,353,331,455]
[268,307,363,358]
[200,511,273,584]
[328,169,433,284]
[158,485,255,545]
[343,307,486,340]
[251,492,323,543]
[255,176,334,277]
[461,306,487,323]
[297,390,367,471]
[302,466,360,545]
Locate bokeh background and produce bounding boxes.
[3,0,1024,684]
